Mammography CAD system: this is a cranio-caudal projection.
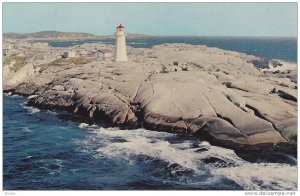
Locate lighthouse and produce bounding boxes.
[114,24,128,62]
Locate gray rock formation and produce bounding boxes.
[3,40,297,153]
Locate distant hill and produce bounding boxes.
[3,31,97,39]
[3,33,28,39]
[3,31,151,40]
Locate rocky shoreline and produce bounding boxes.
[3,39,297,156]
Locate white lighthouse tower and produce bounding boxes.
[114,24,128,62]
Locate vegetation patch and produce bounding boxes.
[38,57,92,73]
[11,56,26,72]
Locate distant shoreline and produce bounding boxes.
[3,31,297,39]
[39,36,297,63]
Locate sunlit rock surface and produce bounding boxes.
[3,40,297,151]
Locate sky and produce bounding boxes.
[3,3,298,37]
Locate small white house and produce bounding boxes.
[63,51,76,58]
[95,49,113,59]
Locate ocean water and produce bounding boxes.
[3,95,297,190]
[48,36,297,63]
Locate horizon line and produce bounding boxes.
[3,31,297,39]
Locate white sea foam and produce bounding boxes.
[30,108,40,114]
[22,127,32,132]
[47,110,57,115]
[78,123,89,129]
[74,125,297,190]
[23,106,40,114]
[89,124,99,128]
[54,159,63,169]
[11,94,22,97]
[20,101,27,106]
[39,158,63,175]
[96,132,202,173]
[213,163,297,190]
[20,102,41,114]
[4,92,12,96]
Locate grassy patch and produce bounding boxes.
[11,56,26,72]
[38,57,92,73]
[66,57,92,65]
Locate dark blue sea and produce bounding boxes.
[3,37,298,190]
[49,36,297,63]
[3,94,297,190]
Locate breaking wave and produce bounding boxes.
[22,105,40,114]
[4,92,12,96]
[76,125,297,190]
[3,95,297,190]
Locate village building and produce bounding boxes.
[63,51,76,58]
[95,49,113,59]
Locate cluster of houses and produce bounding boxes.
[4,24,128,63]
[62,24,128,62]
[62,48,113,60]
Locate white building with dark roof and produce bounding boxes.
[95,49,113,59]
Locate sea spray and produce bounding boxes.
[76,124,297,190]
